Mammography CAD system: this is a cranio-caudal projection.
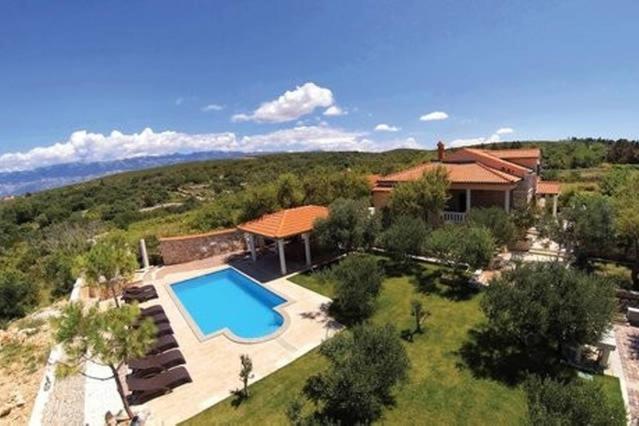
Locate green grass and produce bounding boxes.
[184,260,529,425]
[594,375,625,412]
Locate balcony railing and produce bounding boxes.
[443,211,466,224]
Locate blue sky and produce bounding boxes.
[1,1,638,171]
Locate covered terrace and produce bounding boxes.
[237,205,329,276]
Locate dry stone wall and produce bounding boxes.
[159,228,246,265]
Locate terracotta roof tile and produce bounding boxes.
[537,180,561,195]
[482,148,541,159]
[237,205,329,239]
[378,162,520,185]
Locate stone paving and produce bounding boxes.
[614,323,639,424]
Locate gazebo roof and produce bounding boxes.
[537,180,561,195]
[237,205,329,239]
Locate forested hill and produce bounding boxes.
[0,138,638,325]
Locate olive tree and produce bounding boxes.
[314,198,378,253]
[483,262,615,356]
[388,166,450,226]
[380,216,429,262]
[55,302,157,419]
[302,324,410,424]
[332,254,383,323]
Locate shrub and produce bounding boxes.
[303,324,410,424]
[380,216,428,261]
[314,198,378,253]
[332,254,383,323]
[467,207,516,246]
[524,375,625,426]
[425,225,495,271]
[483,262,615,355]
[0,268,38,323]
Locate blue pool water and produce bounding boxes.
[171,268,287,339]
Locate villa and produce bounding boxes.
[372,142,560,222]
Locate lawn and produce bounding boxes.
[183,258,624,425]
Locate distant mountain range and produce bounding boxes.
[0,151,247,196]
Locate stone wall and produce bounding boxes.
[159,228,246,265]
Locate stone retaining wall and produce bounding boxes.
[159,228,246,265]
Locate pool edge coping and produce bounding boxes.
[163,265,294,345]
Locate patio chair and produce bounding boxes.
[147,334,178,355]
[127,366,193,405]
[128,349,186,378]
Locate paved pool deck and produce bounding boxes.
[135,260,340,426]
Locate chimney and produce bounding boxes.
[437,141,445,161]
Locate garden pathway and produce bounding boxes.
[614,323,639,424]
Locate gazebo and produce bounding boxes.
[237,205,329,275]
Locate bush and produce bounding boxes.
[314,198,378,253]
[483,262,615,355]
[425,225,495,271]
[303,323,410,424]
[524,375,625,426]
[380,216,428,261]
[0,268,38,323]
[332,254,383,323]
[467,207,517,246]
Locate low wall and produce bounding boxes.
[159,228,246,265]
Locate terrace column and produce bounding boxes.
[465,189,471,213]
[552,195,558,217]
[504,190,510,213]
[247,233,257,262]
[277,239,287,275]
[139,239,150,270]
[302,233,312,267]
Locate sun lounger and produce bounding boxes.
[128,349,186,378]
[123,289,158,303]
[140,305,165,317]
[147,334,178,355]
[135,311,170,326]
[127,366,193,405]
[123,285,155,295]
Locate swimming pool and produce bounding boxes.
[170,268,288,341]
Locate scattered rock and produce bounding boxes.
[0,404,12,417]
[13,391,26,407]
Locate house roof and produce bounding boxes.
[481,148,541,159]
[237,205,329,239]
[377,162,521,186]
[367,174,382,187]
[537,180,561,195]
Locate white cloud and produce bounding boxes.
[1,126,420,172]
[419,111,449,121]
[201,104,224,112]
[496,127,514,135]
[449,127,516,148]
[323,105,346,116]
[232,82,335,123]
[374,123,400,132]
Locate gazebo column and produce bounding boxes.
[504,190,510,213]
[465,188,471,213]
[277,239,287,275]
[552,194,558,217]
[302,233,312,267]
[247,233,257,262]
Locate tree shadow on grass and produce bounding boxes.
[229,389,247,408]
[410,268,479,301]
[379,258,423,278]
[456,325,564,386]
